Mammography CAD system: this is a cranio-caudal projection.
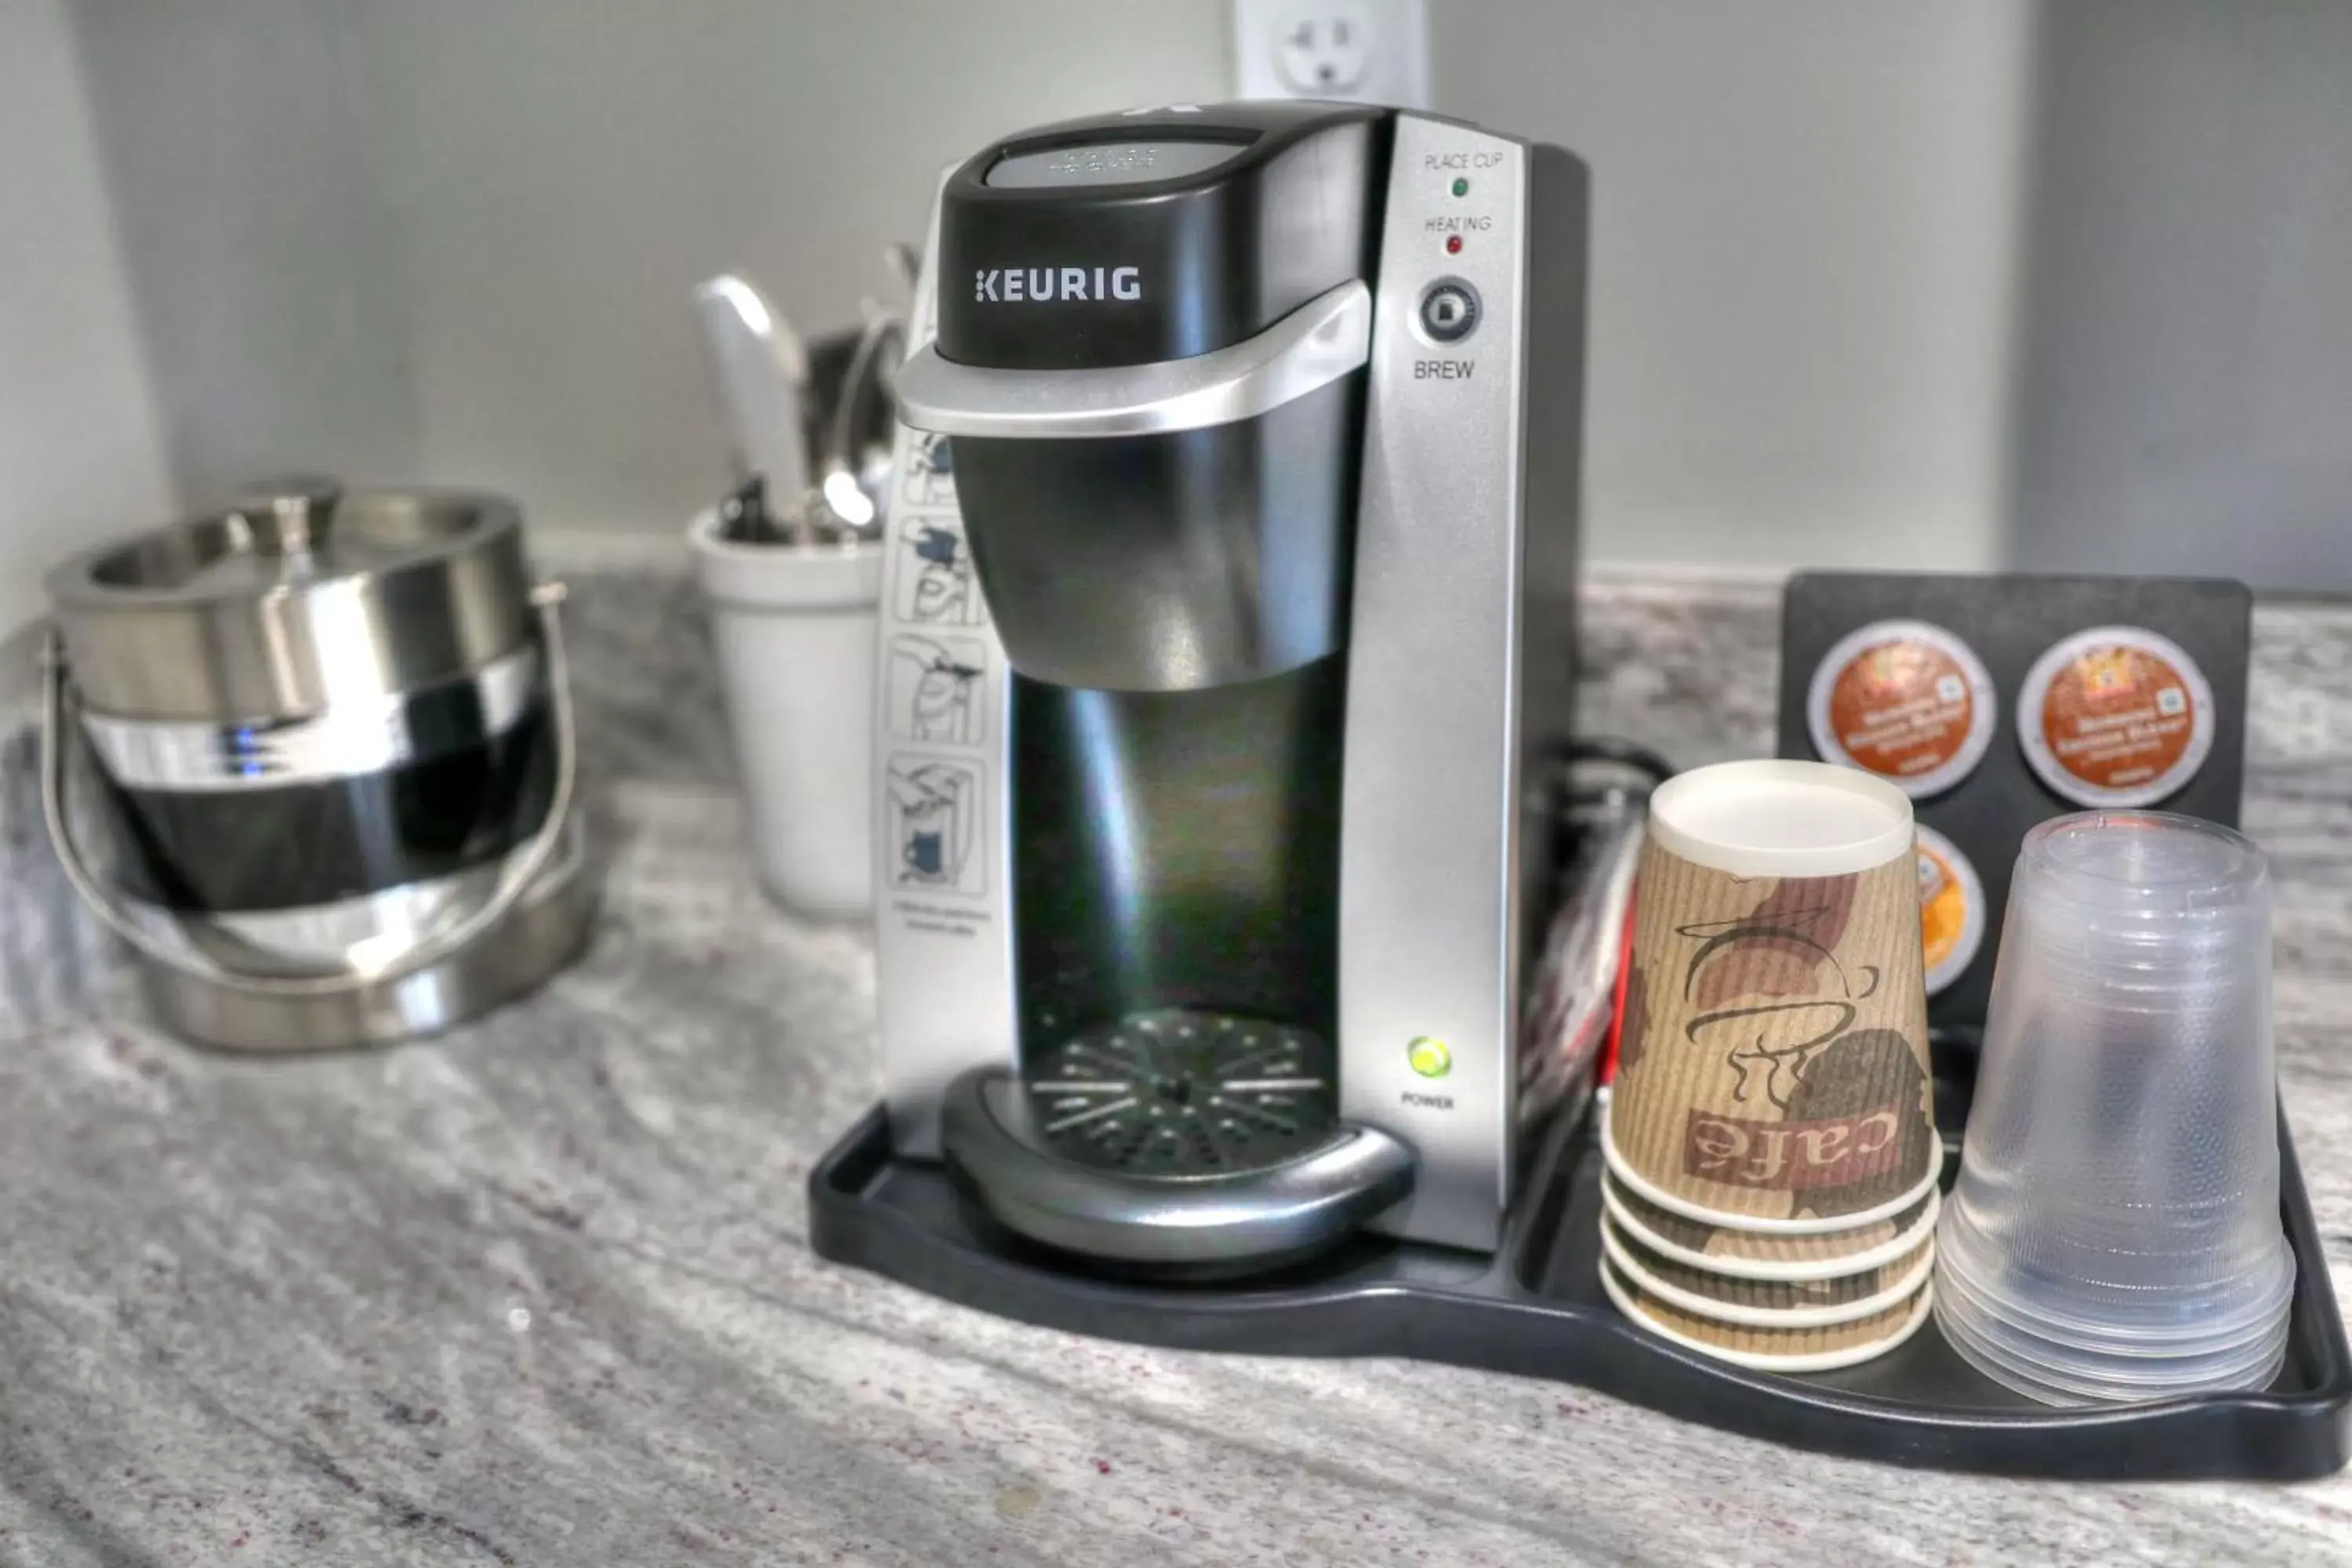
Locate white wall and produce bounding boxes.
[336,0,2042,569]
[351,0,1236,535]
[0,0,175,637]
[60,0,2038,574]
[69,0,416,508]
[1440,0,2037,573]
[44,1,2350,587]
[2005,0,2352,590]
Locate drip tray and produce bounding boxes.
[812,1037,2352,1480]
[1024,1008,1344,1176]
[940,1011,1417,1278]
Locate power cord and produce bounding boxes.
[1558,735,1676,787]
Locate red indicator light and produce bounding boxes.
[1445,234,1464,256]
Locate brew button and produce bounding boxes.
[1420,282,1479,343]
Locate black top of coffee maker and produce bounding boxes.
[935,102,1391,371]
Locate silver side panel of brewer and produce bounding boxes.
[1338,116,1588,1252]
[873,178,1020,1157]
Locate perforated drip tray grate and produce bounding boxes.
[812,1033,2352,1480]
[1025,1009,1338,1177]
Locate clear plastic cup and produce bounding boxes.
[1936,1292,2288,1407]
[1935,811,2293,1405]
[1936,1290,2292,1392]
[1940,1188,2295,1338]
[1935,1224,2293,1359]
[1936,1285,2290,1406]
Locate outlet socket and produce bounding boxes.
[1232,0,1431,110]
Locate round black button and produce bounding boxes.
[1420,282,1479,343]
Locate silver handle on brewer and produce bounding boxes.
[893,278,1372,439]
[39,582,581,999]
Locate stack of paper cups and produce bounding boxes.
[1599,760,1941,1371]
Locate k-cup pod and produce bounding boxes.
[1599,1212,1933,1327]
[1600,1169,1939,1282]
[1599,1254,1934,1372]
[1806,619,1998,799]
[1914,824,1986,996]
[2016,626,2215,809]
[1606,760,1939,1228]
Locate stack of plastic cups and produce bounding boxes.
[1935,811,2295,1405]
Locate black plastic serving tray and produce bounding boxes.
[809,1035,2352,1480]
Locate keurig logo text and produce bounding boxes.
[973,266,1142,303]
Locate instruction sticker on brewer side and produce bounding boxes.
[874,423,1004,942]
[869,191,1021,1152]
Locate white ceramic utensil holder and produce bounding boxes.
[691,511,881,919]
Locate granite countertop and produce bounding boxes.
[3,564,2351,1566]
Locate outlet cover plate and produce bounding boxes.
[1233,0,1431,110]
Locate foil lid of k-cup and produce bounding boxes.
[1806,620,1998,798]
[2016,626,2216,808]
[1913,824,1986,996]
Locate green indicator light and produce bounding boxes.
[1407,1036,1453,1080]
[1450,176,1470,198]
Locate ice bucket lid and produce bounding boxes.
[46,483,535,722]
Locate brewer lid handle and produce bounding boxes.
[895,279,1370,441]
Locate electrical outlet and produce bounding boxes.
[1232,0,1432,110]
[1275,3,1374,95]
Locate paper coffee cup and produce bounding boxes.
[1601,1170,1939,1282]
[1606,760,1938,1226]
[1599,1212,1932,1327]
[1601,1254,1934,1372]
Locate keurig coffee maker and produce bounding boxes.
[811,106,2352,1485]
[867,102,1588,1272]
